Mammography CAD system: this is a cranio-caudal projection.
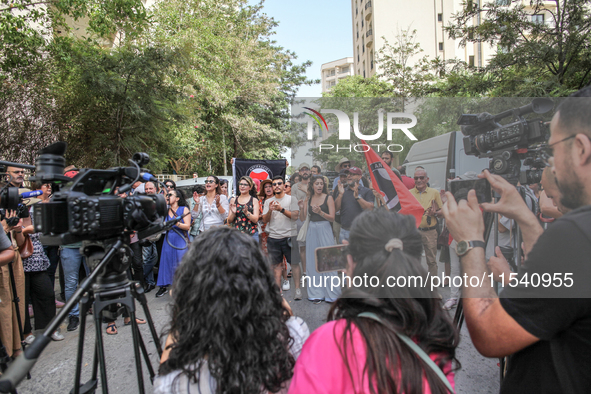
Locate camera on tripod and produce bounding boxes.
[29,142,167,247]
[457,98,554,185]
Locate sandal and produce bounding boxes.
[124,318,146,326]
[106,323,118,335]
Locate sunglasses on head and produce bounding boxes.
[272,182,283,186]
[414,176,426,181]
[204,180,216,184]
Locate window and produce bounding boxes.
[532,14,544,24]
[362,36,365,53]
[439,42,444,51]
[438,13,443,22]
[341,66,349,74]
[370,50,374,69]
[496,0,510,5]
[330,69,335,76]
[357,46,360,63]
[469,56,475,67]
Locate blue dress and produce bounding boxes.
[157,206,189,287]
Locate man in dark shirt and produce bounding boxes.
[443,87,591,393]
[334,167,374,242]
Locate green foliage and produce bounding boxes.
[444,0,591,94]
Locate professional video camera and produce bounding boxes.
[0,142,171,394]
[457,98,554,184]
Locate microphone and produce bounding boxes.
[20,190,43,199]
[140,172,158,183]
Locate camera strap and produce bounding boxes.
[166,226,189,250]
[357,312,454,393]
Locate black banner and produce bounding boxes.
[232,158,287,194]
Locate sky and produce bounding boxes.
[254,0,353,97]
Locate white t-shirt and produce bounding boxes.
[263,194,298,239]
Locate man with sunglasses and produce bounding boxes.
[410,168,443,279]
[262,176,300,294]
[443,87,591,393]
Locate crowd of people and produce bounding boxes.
[1,86,590,393]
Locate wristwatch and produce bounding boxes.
[281,208,285,214]
[355,196,360,201]
[455,240,486,257]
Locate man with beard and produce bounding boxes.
[292,164,311,283]
[334,167,374,242]
[443,87,591,393]
[539,166,569,219]
[5,166,25,188]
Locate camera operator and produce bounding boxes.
[442,87,591,393]
[142,181,160,293]
[0,208,25,358]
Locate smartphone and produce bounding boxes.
[315,244,348,273]
[448,178,492,203]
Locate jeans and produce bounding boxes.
[252,231,259,243]
[142,242,158,286]
[339,228,351,243]
[60,247,89,317]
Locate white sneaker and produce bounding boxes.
[442,298,458,310]
[294,288,302,300]
[24,334,35,345]
[282,280,290,291]
[51,330,65,341]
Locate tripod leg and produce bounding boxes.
[73,296,90,394]
[135,324,156,383]
[127,308,145,393]
[133,285,162,356]
[93,308,109,394]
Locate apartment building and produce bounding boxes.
[352,0,558,79]
[321,57,355,93]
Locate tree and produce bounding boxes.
[376,28,437,111]
[445,0,591,95]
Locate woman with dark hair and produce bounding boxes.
[257,178,274,254]
[155,189,191,298]
[228,176,260,242]
[291,173,302,185]
[219,179,229,198]
[298,175,338,303]
[164,179,176,190]
[194,175,229,232]
[290,210,458,394]
[155,227,309,393]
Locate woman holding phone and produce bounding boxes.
[298,175,339,304]
[289,210,458,393]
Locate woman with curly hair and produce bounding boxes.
[290,210,458,394]
[155,227,309,394]
[257,178,274,254]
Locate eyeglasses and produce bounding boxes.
[414,176,426,181]
[165,184,174,188]
[285,184,291,188]
[204,180,216,184]
[342,163,351,168]
[540,134,578,166]
[166,193,175,197]
[238,183,250,187]
[272,182,284,186]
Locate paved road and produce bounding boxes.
[13,256,500,393]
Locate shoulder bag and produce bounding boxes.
[18,233,34,259]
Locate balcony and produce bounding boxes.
[365,1,372,19]
[366,29,373,46]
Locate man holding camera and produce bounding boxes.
[410,168,443,278]
[334,167,374,242]
[443,88,591,393]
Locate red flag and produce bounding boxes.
[360,140,424,228]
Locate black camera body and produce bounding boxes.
[28,143,167,246]
[457,98,554,184]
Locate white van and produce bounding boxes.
[175,176,234,200]
[404,131,490,191]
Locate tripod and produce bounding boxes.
[0,238,163,394]
[6,258,30,386]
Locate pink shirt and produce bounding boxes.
[289,319,455,394]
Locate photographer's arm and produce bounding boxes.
[0,231,14,267]
[444,190,539,357]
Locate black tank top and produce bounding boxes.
[309,194,330,222]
